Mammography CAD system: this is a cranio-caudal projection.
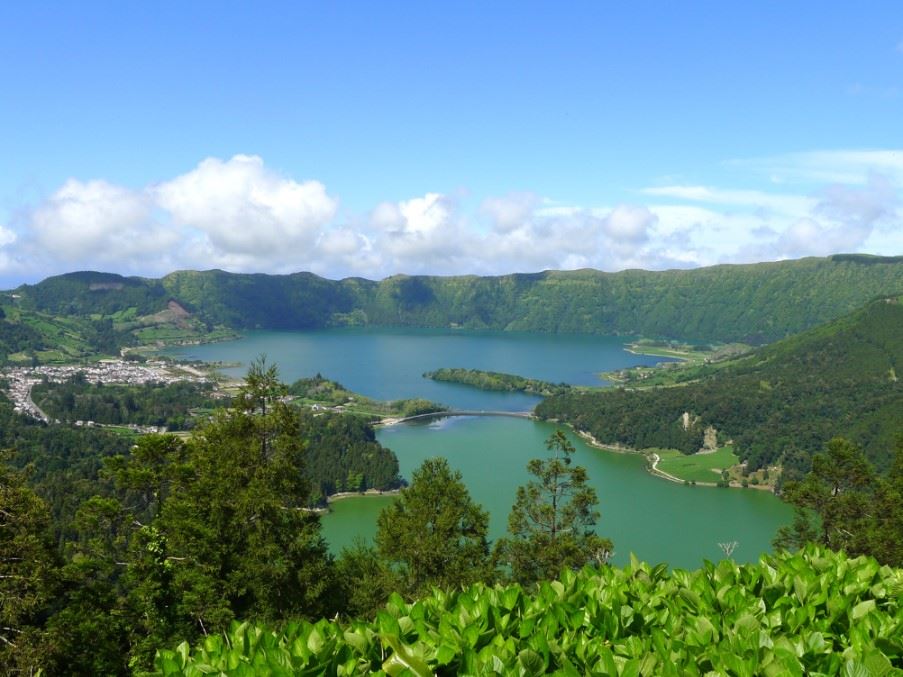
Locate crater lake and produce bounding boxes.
[167,327,793,568]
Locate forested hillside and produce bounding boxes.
[297,411,403,502]
[10,254,903,344]
[537,296,903,474]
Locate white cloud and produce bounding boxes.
[156,155,337,258]
[22,179,180,272]
[365,193,470,274]
[480,192,540,233]
[0,226,15,248]
[729,174,899,261]
[4,150,902,284]
[642,185,814,216]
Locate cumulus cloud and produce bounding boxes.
[20,179,179,273]
[367,193,470,273]
[156,155,337,258]
[480,192,540,233]
[470,203,658,273]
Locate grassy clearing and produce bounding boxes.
[654,445,739,483]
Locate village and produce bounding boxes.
[1,359,209,424]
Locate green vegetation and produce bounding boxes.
[333,457,494,620]
[495,431,612,586]
[31,376,221,430]
[158,257,903,342]
[424,367,570,396]
[655,446,740,484]
[0,303,128,363]
[608,341,752,387]
[775,438,903,567]
[12,255,903,346]
[297,410,403,502]
[3,353,903,673]
[288,374,446,420]
[0,300,231,367]
[58,360,335,672]
[374,458,492,599]
[537,297,903,477]
[0,458,58,671]
[154,547,903,676]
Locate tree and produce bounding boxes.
[495,430,612,585]
[375,457,492,598]
[92,361,337,670]
[774,437,875,554]
[0,458,59,672]
[238,355,289,461]
[863,437,903,566]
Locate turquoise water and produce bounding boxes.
[166,327,669,411]
[168,328,793,568]
[330,417,793,569]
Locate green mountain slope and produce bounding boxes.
[537,296,903,472]
[9,254,903,343]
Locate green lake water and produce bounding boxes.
[168,327,794,569]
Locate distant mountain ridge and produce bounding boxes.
[9,254,903,343]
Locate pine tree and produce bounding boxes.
[495,430,612,585]
[774,437,875,554]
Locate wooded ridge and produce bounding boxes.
[9,254,903,344]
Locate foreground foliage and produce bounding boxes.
[155,547,903,676]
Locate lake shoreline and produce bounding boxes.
[569,427,775,492]
[327,488,401,503]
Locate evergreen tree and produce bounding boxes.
[0,458,59,672]
[868,438,903,566]
[89,359,337,669]
[774,437,875,555]
[375,457,492,598]
[495,430,612,585]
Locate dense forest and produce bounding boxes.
[0,370,402,533]
[0,360,624,673]
[537,297,903,476]
[9,254,903,345]
[297,410,403,502]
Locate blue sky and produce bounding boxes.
[1,2,901,285]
